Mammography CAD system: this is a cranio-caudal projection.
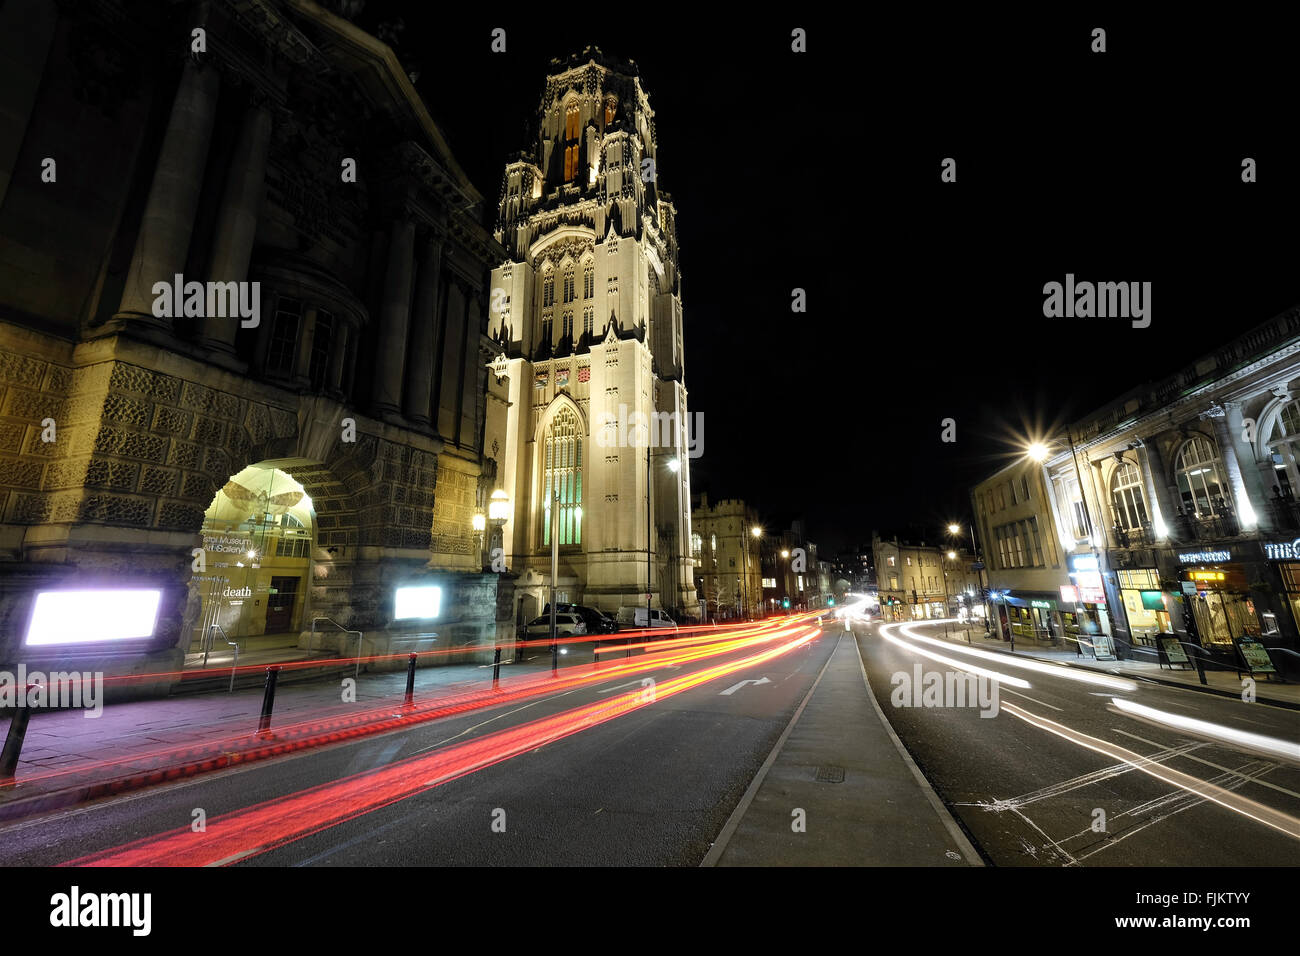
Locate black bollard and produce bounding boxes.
[493,646,502,689]
[405,653,417,708]
[1194,649,1208,685]
[0,685,37,785]
[257,666,281,736]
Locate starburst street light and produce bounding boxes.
[1027,441,1051,462]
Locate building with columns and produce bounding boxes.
[0,0,510,694]
[484,48,696,621]
[974,304,1300,661]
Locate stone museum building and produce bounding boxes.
[0,0,511,693]
[484,48,697,621]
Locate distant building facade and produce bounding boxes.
[691,495,761,619]
[872,532,980,624]
[973,304,1300,661]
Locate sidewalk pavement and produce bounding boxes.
[0,646,573,814]
[926,624,1300,708]
[703,627,982,866]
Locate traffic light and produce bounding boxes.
[828,597,835,606]
[782,598,790,608]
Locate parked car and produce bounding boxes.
[525,613,587,654]
[615,606,678,629]
[544,603,620,635]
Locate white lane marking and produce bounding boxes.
[207,848,261,867]
[957,742,1206,812]
[1113,729,1300,801]
[597,680,648,695]
[1000,688,1064,712]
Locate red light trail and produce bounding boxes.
[67,623,820,866]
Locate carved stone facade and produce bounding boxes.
[485,48,696,617]
[0,0,512,693]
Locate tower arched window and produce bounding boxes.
[563,269,575,303]
[583,265,594,299]
[1110,461,1149,531]
[542,408,582,547]
[1176,436,1231,517]
[563,103,581,182]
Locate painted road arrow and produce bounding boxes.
[719,677,771,696]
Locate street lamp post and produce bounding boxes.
[645,447,680,630]
[549,489,559,676]
[748,525,761,622]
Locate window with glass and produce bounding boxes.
[265,297,301,376]
[583,307,593,337]
[584,265,594,299]
[541,408,582,546]
[1176,436,1230,516]
[543,274,555,307]
[1111,461,1150,530]
[563,271,575,304]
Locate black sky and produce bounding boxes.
[357,6,1300,554]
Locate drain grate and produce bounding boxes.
[814,765,845,784]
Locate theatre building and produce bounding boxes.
[1029,305,1300,662]
[0,1,512,695]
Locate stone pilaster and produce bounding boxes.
[1201,404,1258,529]
[201,99,273,356]
[371,215,416,419]
[114,58,221,327]
[403,233,442,426]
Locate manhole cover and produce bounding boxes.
[814,765,845,783]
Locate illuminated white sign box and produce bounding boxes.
[25,589,162,646]
[394,586,441,620]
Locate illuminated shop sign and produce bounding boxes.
[1189,571,1225,582]
[25,589,162,646]
[394,585,441,620]
[1030,600,1052,610]
[1263,538,1300,560]
[1068,554,1098,572]
[1176,550,1231,563]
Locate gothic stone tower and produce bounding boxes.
[485,48,695,616]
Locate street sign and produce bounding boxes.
[971,562,985,570]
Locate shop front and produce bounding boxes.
[1116,568,1170,648]
[1001,593,1062,644]
[1173,547,1265,653]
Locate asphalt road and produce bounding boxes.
[0,619,832,866]
[857,619,1300,866]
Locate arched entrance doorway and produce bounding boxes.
[189,463,317,661]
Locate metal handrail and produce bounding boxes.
[311,616,365,679]
[204,624,239,691]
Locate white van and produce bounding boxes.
[616,606,678,629]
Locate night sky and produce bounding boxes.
[358,7,1300,554]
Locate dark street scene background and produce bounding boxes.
[0,2,1296,925]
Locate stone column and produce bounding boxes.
[201,99,273,355]
[371,216,416,418]
[1224,401,1273,529]
[1135,438,1171,541]
[402,234,443,426]
[1199,405,1257,529]
[115,58,221,325]
[437,281,467,439]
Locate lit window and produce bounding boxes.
[1177,436,1231,517]
[1111,461,1149,531]
[542,408,583,546]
